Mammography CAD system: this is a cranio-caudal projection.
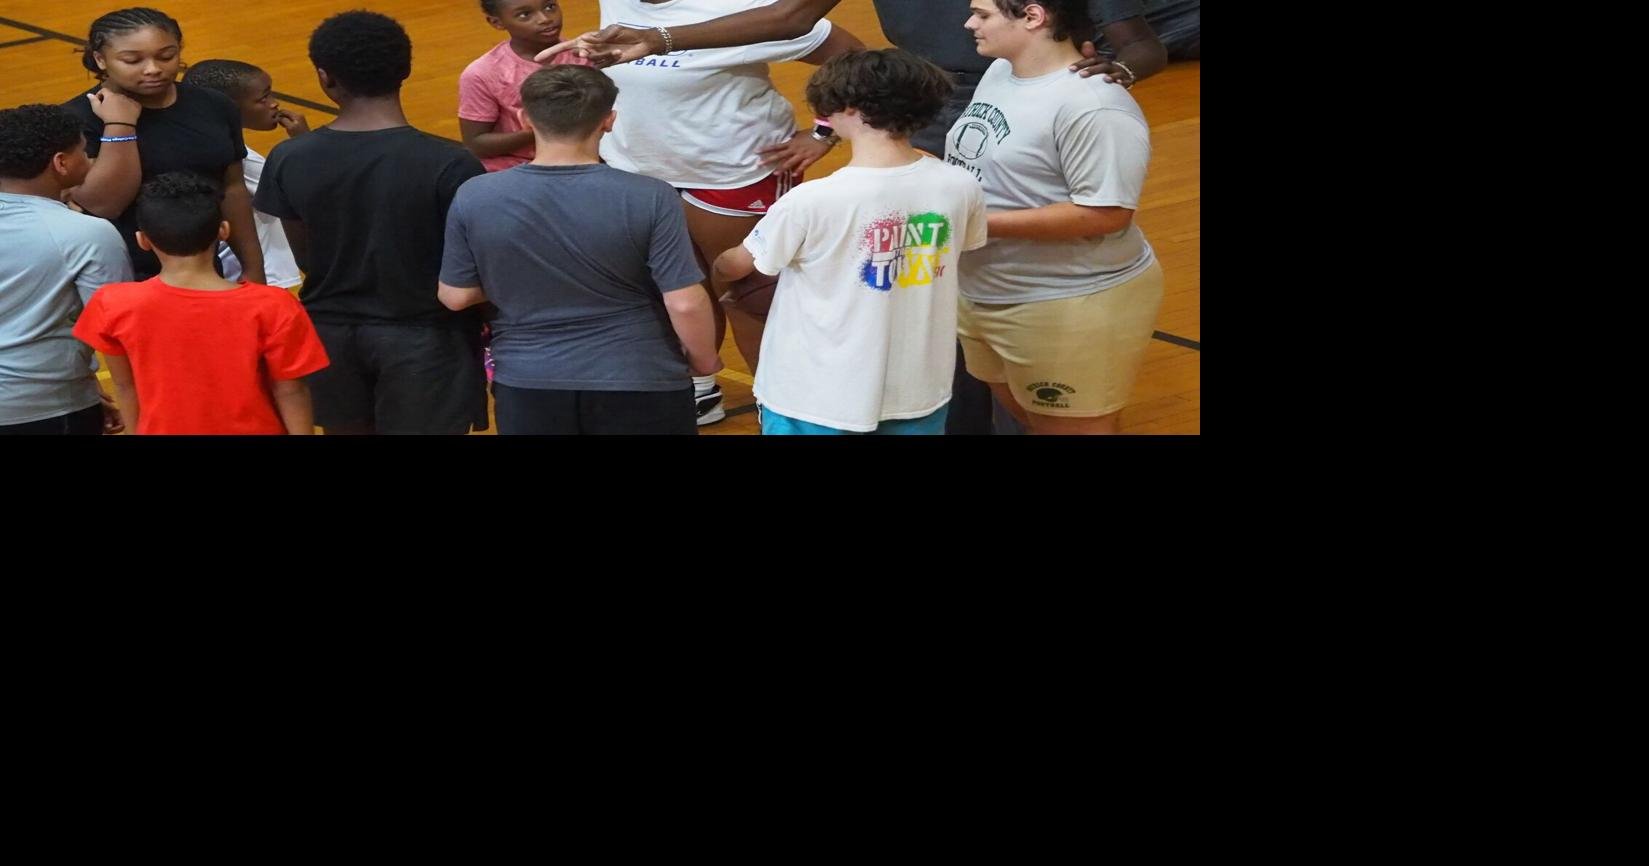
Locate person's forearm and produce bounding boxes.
[114,383,140,433]
[713,248,757,285]
[223,184,265,283]
[467,129,534,159]
[665,287,722,375]
[668,0,841,50]
[460,119,536,159]
[73,145,142,218]
[988,203,1133,240]
[272,380,314,434]
[1101,19,1168,82]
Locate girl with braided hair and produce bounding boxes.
[60,7,265,284]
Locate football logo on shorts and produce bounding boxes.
[1027,381,1076,408]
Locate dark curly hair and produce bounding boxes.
[806,49,954,138]
[135,171,224,255]
[0,104,85,180]
[182,58,264,101]
[993,0,1095,46]
[309,10,412,97]
[82,8,183,78]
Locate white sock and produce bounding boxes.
[693,375,718,396]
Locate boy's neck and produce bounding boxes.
[330,94,411,131]
[0,176,63,199]
[157,254,240,291]
[530,133,603,166]
[844,130,924,169]
[1007,40,1083,79]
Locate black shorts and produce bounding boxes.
[492,382,696,435]
[309,322,486,434]
[0,402,103,435]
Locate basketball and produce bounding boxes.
[720,269,780,319]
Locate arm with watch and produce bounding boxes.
[754,17,863,175]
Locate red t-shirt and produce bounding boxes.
[74,278,330,434]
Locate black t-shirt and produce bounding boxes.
[62,82,247,280]
[253,126,485,326]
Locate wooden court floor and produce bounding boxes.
[0,1,1199,434]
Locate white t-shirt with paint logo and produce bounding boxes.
[946,58,1155,304]
[744,157,988,431]
[598,0,832,189]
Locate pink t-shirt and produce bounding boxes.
[458,40,591,172]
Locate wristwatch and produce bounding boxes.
[810,120,840,147]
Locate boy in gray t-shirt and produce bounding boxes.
[0,104,132,435]
[438,66,722,435]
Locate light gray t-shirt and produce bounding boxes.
[0,192,133,425]
[946,59,1155,304]
[439,163,704,392]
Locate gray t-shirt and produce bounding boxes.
[946,59,1155,304]
[872,0,1145,154]
[0,192,133,425]
[439,163,705,392]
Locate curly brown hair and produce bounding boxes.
[805,49,955,138]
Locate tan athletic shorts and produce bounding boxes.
[957,260,1165,417]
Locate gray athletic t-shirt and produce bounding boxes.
[439,163,705,392]
[946,59,1155,304]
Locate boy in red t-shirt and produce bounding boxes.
[74,172,329,434]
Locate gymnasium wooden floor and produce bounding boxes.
[0,1,1199,434]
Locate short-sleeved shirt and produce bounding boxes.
[63,82,247,280]
[946,59,1156,304]
[253,126,485,326]
[73,277,330,434]
[0,192,132,424]
[440,163,704,391]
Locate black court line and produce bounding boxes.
[265,91,338,116]
[727,403,759,419]
[0,35,51,50]
[0,15,472,145]
[1153,330,1200,351]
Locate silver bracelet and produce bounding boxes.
[655,25,674,54]
[1112,59,1136,88]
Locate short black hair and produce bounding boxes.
[0,104,84,180]
[82,7,183,78]
[480,0,554,16]
[993,0,1095,45]
[309,11,412,97]
[182,58,265,101]
[806,49,954,138]
[520,65,618,138]
[135,172,224,255]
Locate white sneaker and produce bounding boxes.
[695,384,726,426]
